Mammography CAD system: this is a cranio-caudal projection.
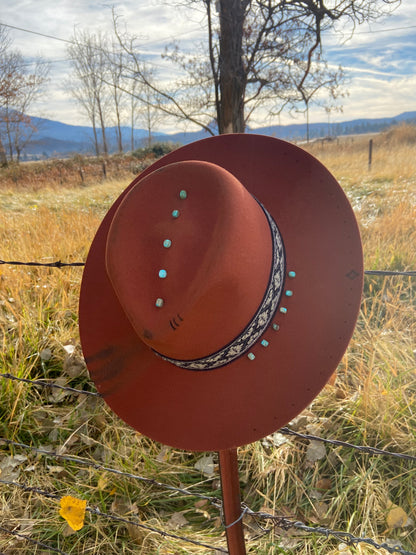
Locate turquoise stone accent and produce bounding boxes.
[285,290,293,297]
[159,269,167,279]
[155,298,164,308]
[172,209,180,218]
[261,339,269,347]
[279,307,287,314]
[179,190,187,199]
[163,239,172,248]
[288,271,296,278]
[272,323,280,331]
[247,352,255,361]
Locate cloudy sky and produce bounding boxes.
[1,0,415,132]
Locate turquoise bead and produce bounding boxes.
[285,290,293,297]
[272,323,280,331]
[163,239,172,248]
[155,298,164,308]
[261,340,269,347]
[279,307,287,314]
[172,209,180,218]
[179,190,187,199]
[288,271,296,278]
[247,353,255,361]
[159,269,167,279]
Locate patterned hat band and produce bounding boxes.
[153,200,286,371]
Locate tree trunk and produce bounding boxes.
[96,98,108,156]
[0,137,8,166]
[218,0,245,134]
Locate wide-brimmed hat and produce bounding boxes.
[79,134,363,451]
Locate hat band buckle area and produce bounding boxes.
[153,202,286,371]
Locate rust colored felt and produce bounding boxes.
[106,161,272,360]
[79,134,363,451]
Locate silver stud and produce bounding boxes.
[155,298,164,308]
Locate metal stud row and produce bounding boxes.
[155,190,188,308]
[247,269,296,361]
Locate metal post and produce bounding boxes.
[218,448,247,555]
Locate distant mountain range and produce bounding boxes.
[18,110,416,159]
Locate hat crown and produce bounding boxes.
[106,160,277,363]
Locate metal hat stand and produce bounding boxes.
[219,448,247,554]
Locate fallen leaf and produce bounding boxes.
[40,348,52,361]
[156,445,170,462]
[63,344,76,355]
[194,454,215,476]
[338,542,353,554]
[305,440,326,463]
[59,495,87,531]
[62,523,77,537]
[262,432,289,449]
[316,478,332,491]
[167,511,188,529]
[386,504,408,529]
[63,352,87,378]
[47,465,65,475]
[0,454,28,480]
[97,473,109,491]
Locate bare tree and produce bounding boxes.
[0,26,49,163]
[289,61,346,142]
[107,45,126,153]
[112,0,400,135]
[67,30,111,156]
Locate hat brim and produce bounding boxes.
[79,134,363,451]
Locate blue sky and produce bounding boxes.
[0,0,415,132]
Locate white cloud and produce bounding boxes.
[1,0,415,130]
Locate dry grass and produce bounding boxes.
[0,126,415,553]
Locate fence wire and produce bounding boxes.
[0,479,228,554]
[1,476,414,555]
[0,436,222,507]
[1,258,416,277]
[1,258,415,553]
[246,510,416,555]
[0,372,100,398]
[1,427,416,554]
[1,372,416,464]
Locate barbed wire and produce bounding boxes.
[0,372,100,397]
[0,437,222,508]
[247,510,416,555]
[2,369,416,464]
[1,258,415,276]
[1,258,415,553]
[279,427,416,463]
[0,478,228,554]
[365,270,416,277]
[0,525,69,555]
[0,259,85,268]
[2,477,414,555]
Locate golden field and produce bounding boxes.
[0,126,415,553]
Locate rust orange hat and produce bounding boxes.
[79,134,363,451]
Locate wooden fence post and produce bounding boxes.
[368,139,373,170]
